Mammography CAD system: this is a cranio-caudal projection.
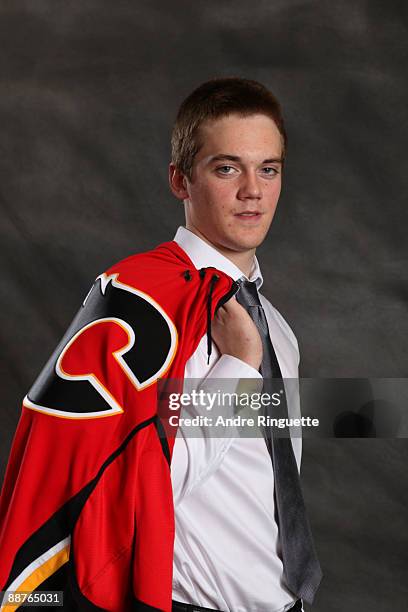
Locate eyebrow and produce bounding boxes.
[208,154,283,164]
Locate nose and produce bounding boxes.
[237,170,262,200]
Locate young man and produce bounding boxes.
[0,78,321,612]
[168,78,322,612]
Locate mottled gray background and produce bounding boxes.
[0,1,407,610]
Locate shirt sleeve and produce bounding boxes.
[206,354,263,380]
[171,354,263,505]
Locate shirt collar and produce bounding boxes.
[173,226,263,289]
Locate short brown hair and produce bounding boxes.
[171,77,287,179]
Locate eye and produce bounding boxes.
[216,165,237,175]
[261,167,280,176]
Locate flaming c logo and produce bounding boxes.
[23,274,178,419]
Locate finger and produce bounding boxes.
[224,297,247,314]
[221,295,240,310]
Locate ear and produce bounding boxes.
[168,163,189,200]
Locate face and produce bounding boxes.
[170,113,283,255]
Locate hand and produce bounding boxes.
[211,296,263,370]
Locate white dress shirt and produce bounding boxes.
[171,227,302,612]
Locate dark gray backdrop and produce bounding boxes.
[1,1,407,610]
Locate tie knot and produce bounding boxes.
[235,278,262,308]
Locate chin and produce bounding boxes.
[235,231,268,249]
[226,237,264,252]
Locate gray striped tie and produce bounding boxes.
[235,279,322,605]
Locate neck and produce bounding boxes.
[185,224,256,278]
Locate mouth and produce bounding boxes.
[234,211,263,221]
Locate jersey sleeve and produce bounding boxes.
[0,271,178,611]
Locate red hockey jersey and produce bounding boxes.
[0,240,238,611]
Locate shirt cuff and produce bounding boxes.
[207,354,263,380]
